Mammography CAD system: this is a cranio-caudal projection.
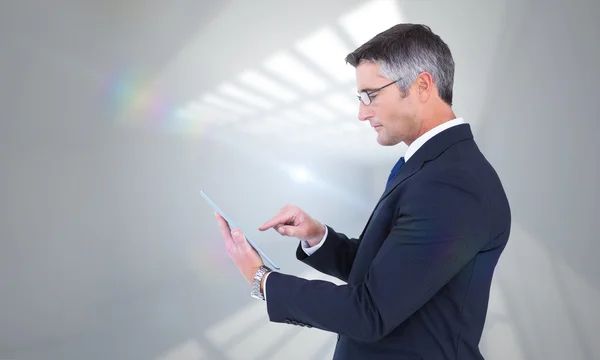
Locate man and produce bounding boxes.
[215,23,511,360]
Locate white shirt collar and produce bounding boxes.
[404,117,466,161]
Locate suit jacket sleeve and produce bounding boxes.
[265,167,489,342]
[295,226,359,283]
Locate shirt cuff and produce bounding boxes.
[301,224,328,256]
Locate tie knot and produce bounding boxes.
[392,157,405,174]
[397,156,405,167]
[386,156,405,188]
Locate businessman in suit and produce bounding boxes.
[215,23,511,360]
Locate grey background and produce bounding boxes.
[1,0,598,359]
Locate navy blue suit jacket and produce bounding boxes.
[265,124,511,360]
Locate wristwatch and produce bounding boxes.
[250,265,272,300]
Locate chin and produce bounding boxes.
[376,135,401,147]
[377,138,396,146]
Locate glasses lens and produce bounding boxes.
[360,92,371,105]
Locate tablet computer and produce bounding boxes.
[201,190,280,270]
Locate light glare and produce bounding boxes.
[217,83,274,109]
[237,70,298,102]
[339,0,404,46]
[263,51,328,94]
[295,27,355,83]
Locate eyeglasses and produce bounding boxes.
[357,79,401,105]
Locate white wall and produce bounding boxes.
[0,24,373,359]
[0,119,374,359]
[476,0,600,358]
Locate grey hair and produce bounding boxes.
[346,24,455,105]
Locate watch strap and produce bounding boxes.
[251,265,271,300]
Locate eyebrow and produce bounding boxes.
[358,87,377,93]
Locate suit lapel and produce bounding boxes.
[379,158,422,202]
[357,124,474,241]
[357,159,423,239]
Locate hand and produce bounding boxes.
[214,212,263,285]
[258,204,326,247]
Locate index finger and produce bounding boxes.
[258,213,292,231]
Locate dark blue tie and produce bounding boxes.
[386,156,405,188]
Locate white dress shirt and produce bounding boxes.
[262,118,466,300]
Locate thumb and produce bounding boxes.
[276,225,298,237]
[231,230,247,246]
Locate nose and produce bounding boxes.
[358,101,373,121]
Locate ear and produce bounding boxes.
[416,72,434,102]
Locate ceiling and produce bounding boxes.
[0,0,508,165]
[142,0,510,164]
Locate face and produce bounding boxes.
[356,62,421,146]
